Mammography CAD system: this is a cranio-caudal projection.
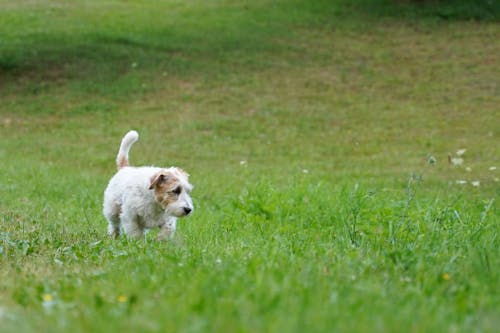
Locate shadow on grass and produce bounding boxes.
[355,0,499,21]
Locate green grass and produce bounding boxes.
[0,0,499,332]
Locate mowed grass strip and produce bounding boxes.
[0,1,499,332]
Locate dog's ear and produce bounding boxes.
[175,167,189,179]
[149,171,171,190]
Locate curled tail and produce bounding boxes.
[116,130,139,170]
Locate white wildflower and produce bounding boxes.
[302,169,309,174]
[131,62,138,68]
[428,155,437,165]
[471,181,480,187]
[456,149,467,156]
[451,157,464,166]
[465,167,472,172]
[456,180,467,185]
[489,166,497,171]
[400,276,412,283]
[239,160,247,165]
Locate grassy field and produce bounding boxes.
[1,0,499,332]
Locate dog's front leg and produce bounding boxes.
[121,212,144,239]
[158,217,177,241]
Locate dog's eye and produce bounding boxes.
[172,187,181,195]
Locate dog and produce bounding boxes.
[103,130,193,240]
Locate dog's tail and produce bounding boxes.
[116,130,139,170]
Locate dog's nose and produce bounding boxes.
[183,207,192,215]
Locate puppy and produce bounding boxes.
[103,130,193,240]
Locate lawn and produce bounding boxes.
[0,0,499,332]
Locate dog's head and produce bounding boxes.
[149,167,194,217]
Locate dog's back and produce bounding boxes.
[105,166,161,202]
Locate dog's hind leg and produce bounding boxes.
[104,200,122,238]
[107,215,121,238]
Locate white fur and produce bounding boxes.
[116,130,139,168]
[103,131,193,240]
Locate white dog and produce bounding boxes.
[103,130,194,240]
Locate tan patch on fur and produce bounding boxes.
[112,200,122,216]
[159,193,179,208]
[117,155,128,170]
[149,171,180,208]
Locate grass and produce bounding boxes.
[0,0,499,332]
